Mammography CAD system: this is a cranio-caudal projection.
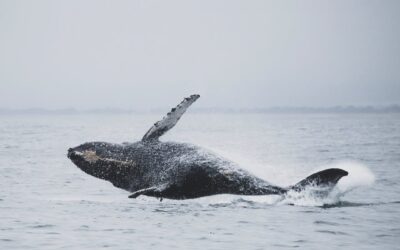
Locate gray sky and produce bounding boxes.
[0,0,399,109]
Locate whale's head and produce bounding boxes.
[67,142,134,190]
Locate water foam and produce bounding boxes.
[280,161,375,206]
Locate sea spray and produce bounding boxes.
[332,161,375,193]
[280,161,375,206]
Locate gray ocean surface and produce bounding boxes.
[0,113,399,249]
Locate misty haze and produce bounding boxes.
[1,0,399,110]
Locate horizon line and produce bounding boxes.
[1,105,400,115]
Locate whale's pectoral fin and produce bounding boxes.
[142,94,200,142]
[128,185,168,199]
[289,168,348,192]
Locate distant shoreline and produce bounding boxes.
[1,106,399,115]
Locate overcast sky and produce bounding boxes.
[0,0,399,109]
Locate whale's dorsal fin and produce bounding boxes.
[142,94,200,142]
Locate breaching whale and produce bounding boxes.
[67,94,348,200]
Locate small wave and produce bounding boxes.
[315,230,350,236]
[321,201,374,208]
[199,194,283,208]
[28,224,55,229]
[314,220,340,226]
[321,200,400,208]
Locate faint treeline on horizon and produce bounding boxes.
[1,105,400,115]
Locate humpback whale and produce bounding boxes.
[67,94,348,200]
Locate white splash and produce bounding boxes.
[332,161,375,193]
[281,161,375,206]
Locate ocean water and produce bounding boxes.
[0,113,399,249]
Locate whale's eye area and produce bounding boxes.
[81,150,100,163]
